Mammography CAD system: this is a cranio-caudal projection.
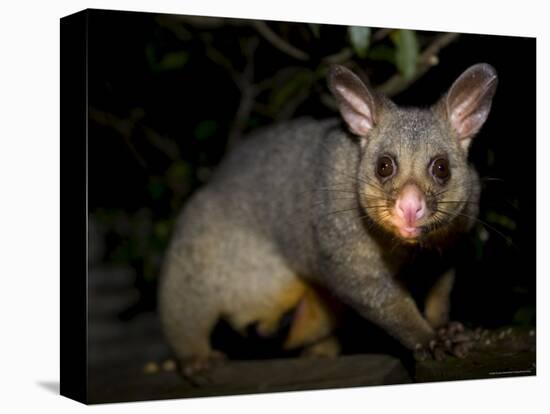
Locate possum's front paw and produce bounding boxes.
[414,321,474,361]
[180,351,227,386]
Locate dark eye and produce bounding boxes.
[431,158,450,181]
[376,156,396,179]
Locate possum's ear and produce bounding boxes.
[442,63,498,150]
[328,65,378,139]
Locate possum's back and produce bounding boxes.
[170,117,341,275]
[207,118,339,228]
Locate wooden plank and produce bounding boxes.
[415,327,536,382]
[88,354,411,404]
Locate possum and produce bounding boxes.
[159,63,498,382]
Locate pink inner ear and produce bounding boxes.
[336,85,372,119]
[447,66,497,142]
[450,95,490,140]
[343,108,372,137]
[452,110,486,139]
[336,85,373,136]
[450,96,475,136]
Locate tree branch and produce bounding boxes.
[89,107,181,165]
[372,28,393,42]
[252,21,310,61]
[226,37,260,151]
[377,32,460,97]
[322,47,354,64]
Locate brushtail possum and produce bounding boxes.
[159,63,498,380]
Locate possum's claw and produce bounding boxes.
[180,351,226,386]
[415,321,475,361]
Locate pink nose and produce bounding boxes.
[395,184,426,226]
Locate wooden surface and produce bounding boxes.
[87,325,535,404]
[86,237,536,404]
[415,327,536,383]
[89,354,411,404]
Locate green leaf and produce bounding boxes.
[513,306,535,326]
[157,51,188,71]
[268,69,314,115]
[474,227,487,260]
[368,45,396,64]
[485,211,517,231]
[348,26,371,59]
[167,161,191,183]
[148,177,166,200]
[154,220,171,240]
[391,29,419,80]
[309,23,321,39]
[487,149,496,167]
[194,120,218,141]
[145,42,188,72]
[145,43,157,67]
[166,161,192,196]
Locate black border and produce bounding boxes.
[60,9,88,404]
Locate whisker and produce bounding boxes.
[437,200,478,205]
[311,188,357,195]
[480,176,506,183]
[323,205,387,216]
[357,175,388,193]
[310,199,356,208]
[435,208,516,248]
[432,182,466,198]
[307,188,393,206]
[307,187,390,201]
[424,211,452,233]
[318,142,391,195]
[318,207,362,220]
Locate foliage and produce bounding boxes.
[88,13,532,325]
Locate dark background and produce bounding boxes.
[87,9,536,360]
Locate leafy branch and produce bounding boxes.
[377,32,460,96]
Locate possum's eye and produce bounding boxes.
[430,157,450,182]
[376,156,396,180]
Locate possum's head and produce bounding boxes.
[328,63,497,244]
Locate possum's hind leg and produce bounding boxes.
[424,269,455,329]
[283,285,341,357]
[158,254,226,385]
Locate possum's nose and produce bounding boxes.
[395,184,426,226]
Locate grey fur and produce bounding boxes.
[159,63,497,367]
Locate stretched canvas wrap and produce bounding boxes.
[60,8,536,404]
